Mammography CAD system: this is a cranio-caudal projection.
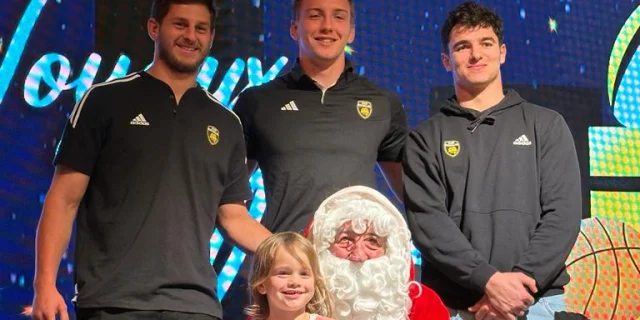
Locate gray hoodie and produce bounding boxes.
[403,90,582,309]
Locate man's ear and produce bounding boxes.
[441,52,452,72]
[148,18,159,41]
[290,20,299,41]
[499,43,506,65]
[347,25,355,44]
[209,29,215,50]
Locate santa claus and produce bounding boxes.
[307,186,449,320]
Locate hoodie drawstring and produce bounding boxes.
[467,115,496,133]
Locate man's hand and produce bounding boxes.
[469,295,515,320]
[31,285,68,320]
[485,272,537,317]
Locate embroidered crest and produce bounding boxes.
[443,140,460,157]
[207,125,220,145]
[356,100,372,119]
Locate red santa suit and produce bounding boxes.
[408,260,449,319]
[306,186,449,320]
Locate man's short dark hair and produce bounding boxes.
[441,1,503,53]
[291,0,356,25]
[151,0,217,29]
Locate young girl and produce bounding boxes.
[245,232,334,320]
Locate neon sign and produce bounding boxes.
[0,0,289,109]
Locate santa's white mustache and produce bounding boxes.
[319,250,412,320]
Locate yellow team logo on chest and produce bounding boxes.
[356,100,372,119]
[207,125,220,145]
[443,140,460,157]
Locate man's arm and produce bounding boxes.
[377,90,408,202]
[233,88,259,169]
[403,129,497,291]
[378,161,403,202]
[217,202,271,253]
[32,166,89,320]
[512,114,582,290]
[218,112,270,253]
[33,82,105,320]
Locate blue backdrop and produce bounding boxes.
[1,0,639,319]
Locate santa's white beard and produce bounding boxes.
[319,251,412,320]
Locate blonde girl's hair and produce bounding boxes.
[244,231,334,319]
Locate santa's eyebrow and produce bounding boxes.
[336,226,354,234]
[363,233,380,237]
[336,230,381,238]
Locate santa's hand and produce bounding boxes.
[469,295,515,320]
[485,272,537,317]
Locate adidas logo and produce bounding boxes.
[513,134,532,146]
[281,101,299,111]
[130,113,150,126]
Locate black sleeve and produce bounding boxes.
[232,89,258,160]
[53,87,106,175]
[403,128,497,293]
[220,120,253,205]
[377,90,408,162]
[512,114,581,289]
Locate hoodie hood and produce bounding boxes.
[441,89,525,133]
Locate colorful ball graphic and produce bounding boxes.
[565,218,640,320]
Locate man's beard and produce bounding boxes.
[319,251,412,320]
[158,37,208,74]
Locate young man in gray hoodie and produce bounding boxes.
[403,2,581,319]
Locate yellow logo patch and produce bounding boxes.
[356,100,372,119]
[443,140,460,157]
[207,125,219,145]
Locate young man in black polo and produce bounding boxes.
[234,0,407,235]
[221,0,407,317]
[31,1,271,319]
[403,2,581,320]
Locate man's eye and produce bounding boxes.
[339,237,355,246]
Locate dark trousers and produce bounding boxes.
[76,308,220,320]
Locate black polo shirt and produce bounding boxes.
[234,60,407,233]
[54,71,251,318]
